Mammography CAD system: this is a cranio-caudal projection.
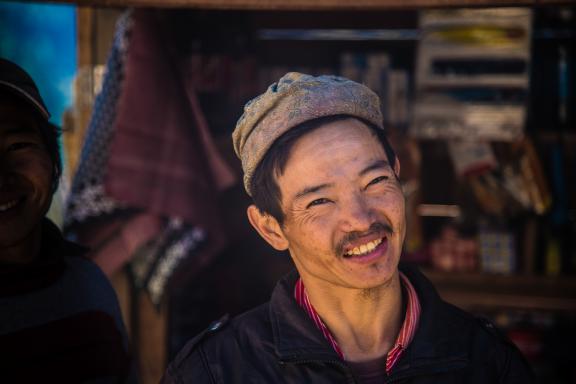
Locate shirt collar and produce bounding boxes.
[294,271,421,374]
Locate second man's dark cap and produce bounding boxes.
[0,58,50,120]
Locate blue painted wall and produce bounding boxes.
[0,1,76,126]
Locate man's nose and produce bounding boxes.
[339,194,373,233]
[0,154,12,190]
[0,155,5,189]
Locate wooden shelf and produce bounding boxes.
[535,131,576,145]
[62,0,572,10]
[422,269,576,312]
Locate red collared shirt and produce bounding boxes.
[294,272,421,374]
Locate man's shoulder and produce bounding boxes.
[421,284,522,353]
[465,313,533,381]
[180,302,272,355]
[55,242,128,333]
[434,298,518,352]
[417,287,533,381]
[400,263,514,341]
[401,264,531,379]
[165,302,273,381]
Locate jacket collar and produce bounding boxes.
[391,264,469,375]
[268,265,470,373]
[269,270,342,362]
[0,218,87,297]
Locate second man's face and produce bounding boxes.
[275,118,406,291]
[0,99,53,258]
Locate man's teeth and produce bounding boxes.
[0,199,18,212]
[345,238,383,256]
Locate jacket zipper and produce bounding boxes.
[282,355,467,383]
[384,357,469,383]
[282,358,358,383]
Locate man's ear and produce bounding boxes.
[393,156,401,179]
[247,205,289,251]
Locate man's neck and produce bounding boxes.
[302,272,404,362]
[0,224,42,265]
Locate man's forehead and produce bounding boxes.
[285,118,376,159]
[279,122,389,194]
[0,103,42,135]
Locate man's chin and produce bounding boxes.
[0,219,42,252]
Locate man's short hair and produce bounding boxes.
[40,120,62,194]
[250,114,396,225]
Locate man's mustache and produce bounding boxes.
[335,222,393,255]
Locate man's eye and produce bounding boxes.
[367,176,388,187]
[306,198,331,208]
[7,142,36,151]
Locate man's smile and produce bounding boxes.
[0,197,22,212]
[344,237,383,257]
[338,221,394,258]
[341,236,389,265]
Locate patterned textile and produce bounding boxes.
[103,9,234,296]
[64,9,229,304]
[130,220,206,307]
[294,272,421,374]
[232,72,384,195]
[65,12,131,227]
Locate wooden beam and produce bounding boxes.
[42,0,576,10]
[423,269,576,312]
[137,293,168,384]
[63,7,95,179]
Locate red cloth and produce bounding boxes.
[96,10,235,282]
[294,272,421,374]
[77,213,162,276]
[106,9,235,229]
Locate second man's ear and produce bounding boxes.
[394,156,401,179]
[246,205,289,251]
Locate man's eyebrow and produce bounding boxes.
[293,183,333,202]
[359,159,391,177]
[1,124,39,136]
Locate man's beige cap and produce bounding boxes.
[232,72,384,195]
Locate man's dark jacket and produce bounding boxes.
[162,264,533,383]
[0,219,133,383]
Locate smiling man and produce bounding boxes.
[163,72,532,383]
[0,58,133,383]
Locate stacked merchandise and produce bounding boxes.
[407,11,575,382]
[408,8,565,276]
[411,8,531,141]
[340,52,410,133]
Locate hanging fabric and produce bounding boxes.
[65,9,236,306]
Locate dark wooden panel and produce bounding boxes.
[53,0,573,10]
